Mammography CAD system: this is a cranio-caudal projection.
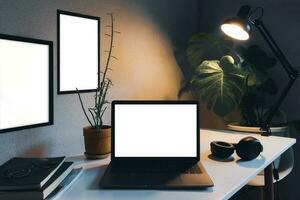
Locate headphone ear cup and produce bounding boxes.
[235,136,263,161]
[210,141,235,159]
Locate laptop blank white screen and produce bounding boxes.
[114,104,197,157]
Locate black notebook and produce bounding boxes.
[0,162,73,200]
[46,167,83,200]
[0,157,65,190]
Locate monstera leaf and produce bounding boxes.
[236,45,277,87]
[236,45,277,73]
[191,56,246,117]
[187,33,233,68]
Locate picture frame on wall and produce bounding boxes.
[57,10,100,94]
[0,34,53,133]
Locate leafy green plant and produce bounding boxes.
[187,32,233,68]
[182,32,278,126]
[191,56,245,117]
[76,13,119,129]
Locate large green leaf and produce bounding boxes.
[236,45,278,88]
[191,56,245,117]
[236,45,277,73]
[187,33,233,68]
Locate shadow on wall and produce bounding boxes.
[128,0,203,80]
[21,143,48,157]
[106,5,183,101]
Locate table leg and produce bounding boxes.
[264,164,274,200]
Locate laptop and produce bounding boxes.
[99,100,213,189]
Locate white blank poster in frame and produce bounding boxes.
[0,34,53,133]
[58,10,100,94]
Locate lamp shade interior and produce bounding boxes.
[221,21,250,41]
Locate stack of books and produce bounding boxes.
[0,157,83,200]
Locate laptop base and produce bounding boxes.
[99,162,213,189]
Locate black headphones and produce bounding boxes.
[210,136,263,161]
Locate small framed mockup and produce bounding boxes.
[57,10,100,94]
[0,34,53,133]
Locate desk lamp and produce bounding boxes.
[221,5,299,136]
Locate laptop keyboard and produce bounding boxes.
[184,165,202,174]
[111,164,202,174]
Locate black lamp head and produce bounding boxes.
[221,5,252,41]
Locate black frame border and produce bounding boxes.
[57,10,100,95]
[0,33,54,134]
[111,100,200,163]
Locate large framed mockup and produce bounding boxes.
[0,34,53,133]
[57,10,100,94]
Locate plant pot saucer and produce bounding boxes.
[227,122,288,133]
[84,152,110,160]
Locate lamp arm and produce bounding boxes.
[252,19,299,136]
[261,78,297,135]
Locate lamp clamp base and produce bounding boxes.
[260,124,272,136]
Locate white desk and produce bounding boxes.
[62,129,296,200]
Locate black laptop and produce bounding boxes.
[99,100,213,189]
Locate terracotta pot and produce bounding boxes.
[83,125,111,159]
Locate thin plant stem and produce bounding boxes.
[76,13,117,130]
[76,88,93,126]
[88,108,97,126]
[100,13,114,90]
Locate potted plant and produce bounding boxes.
[180,32,287,133]
[76,13,119,159]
